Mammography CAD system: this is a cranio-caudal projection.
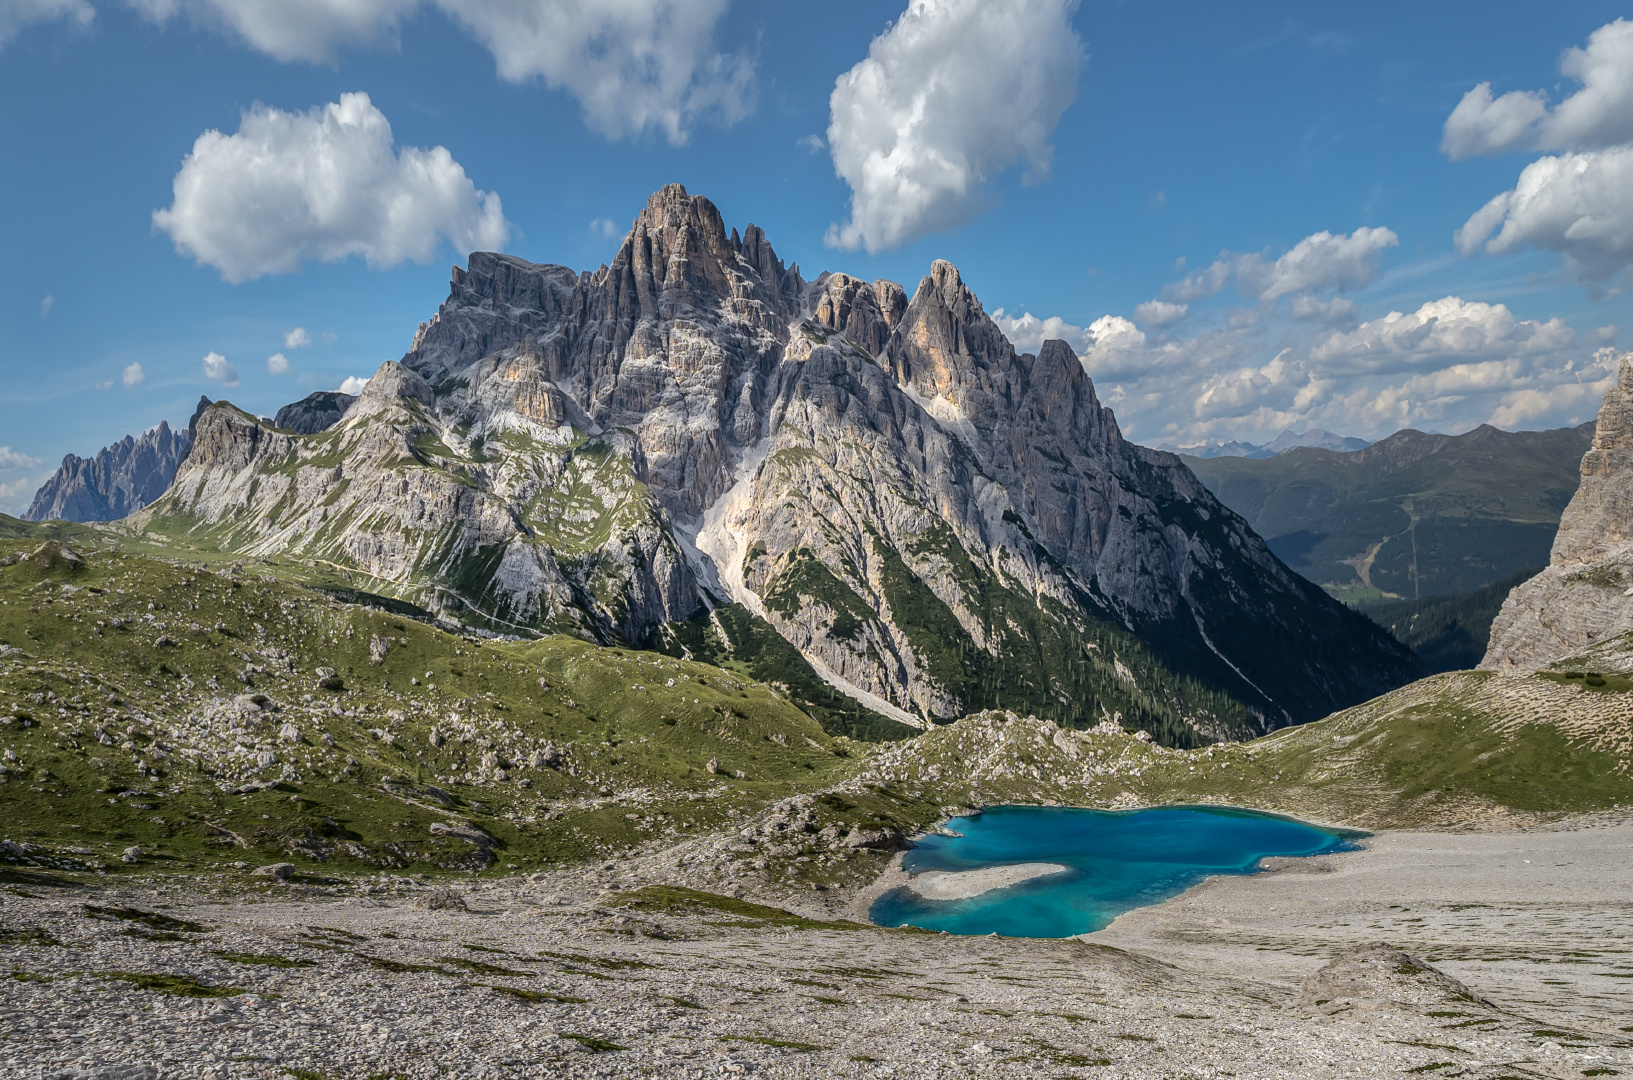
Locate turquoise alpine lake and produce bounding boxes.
[869,805,1362,938]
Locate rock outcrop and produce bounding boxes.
[27,416,195,522]
[273,391,357,434]
[1485,354,1633,669]
[135,185,1423,739]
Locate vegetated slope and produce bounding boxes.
[0,528,1625,897]
[27,408,202,523]
[131,185,1421,741]
[851,670,1632,831]
[1182,423,1593,604]
[1362,569,1542,673]
[0,533,926,887]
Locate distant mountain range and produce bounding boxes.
[25,401,208,522]
[1158,428,1371,459]
[1182,423,1595,605]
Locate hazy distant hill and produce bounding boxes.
[1363,569,1542,672]
[1157,427,1369,459]
[1183,423,1594,603]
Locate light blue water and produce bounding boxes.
[869,805,1361,938]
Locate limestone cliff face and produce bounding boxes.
[1484,355,1633,669]
[27,414,196,522]
[138,185,1422,736]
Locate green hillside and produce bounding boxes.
[1182,423,1591,603]
[3,522,1628,896]
[0,531,924,888]
[1361,569,1540,672]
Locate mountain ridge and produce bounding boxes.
[27,416,193,523]
[1183,422,1594,604]
[130,184,1423,739]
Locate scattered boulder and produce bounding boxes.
[368,634,392,664]
[842,826,911,851]
[417,886,469,911]
[251,862,296,881]
[1300,942,1494,1014]
[706,757,721,774]
[120,846,142,864]
[29,540,84,573]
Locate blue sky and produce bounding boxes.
[2,0,1632,511]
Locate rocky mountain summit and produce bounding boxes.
[1485,354,1633,669]
[273,390,357,434]
[135,185,1421,740]
[26,406,202,522]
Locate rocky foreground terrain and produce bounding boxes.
[3,817,1631,1080]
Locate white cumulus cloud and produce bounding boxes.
[1132,299,1188,328]
[1442,18,1633,159]
[1235,227,1399,301]
[0,0,92,47]
[1454,145,1633,282]
[284,326,311,348]
[123,0,417,62]
[1164,228,1398,305]
[122,362,145,388]
[439,0,751,144]
[1287,295,1357,324]
[1310,297,1576,375]
[825,0,1084,253]
[129,0,748,143]
[267,352,291,375]
[202,351,240,386]
[0,447,42,470]
[153,92,510,283]
[337,374,368,395]
[995,293,1603,446]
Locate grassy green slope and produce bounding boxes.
[0,532,912,880]
[854,671,1633,830]
[1182,423,1591,603]
[2,522,1628,894]
[1361,569,1541,673]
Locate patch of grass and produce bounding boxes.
[664,996,703,1009]
[100,971,247,998]
[214,951,315,969]
[83,905,211,934]
[364,956,449,975]
[0,927,64,947]
[560,1033,626,1053]
[722,1035,823,1052]
[609,885,863,932]
[1405,1064,1455,1074]
[488,985,587,1004]
[436,956,534,977]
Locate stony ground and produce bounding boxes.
[5,820,1633,1080]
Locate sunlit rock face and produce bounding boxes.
[140,185,1422,736]
[1485,354,1633,670]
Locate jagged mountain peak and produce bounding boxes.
[147,185,1423,741]
[27,415,194,523]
